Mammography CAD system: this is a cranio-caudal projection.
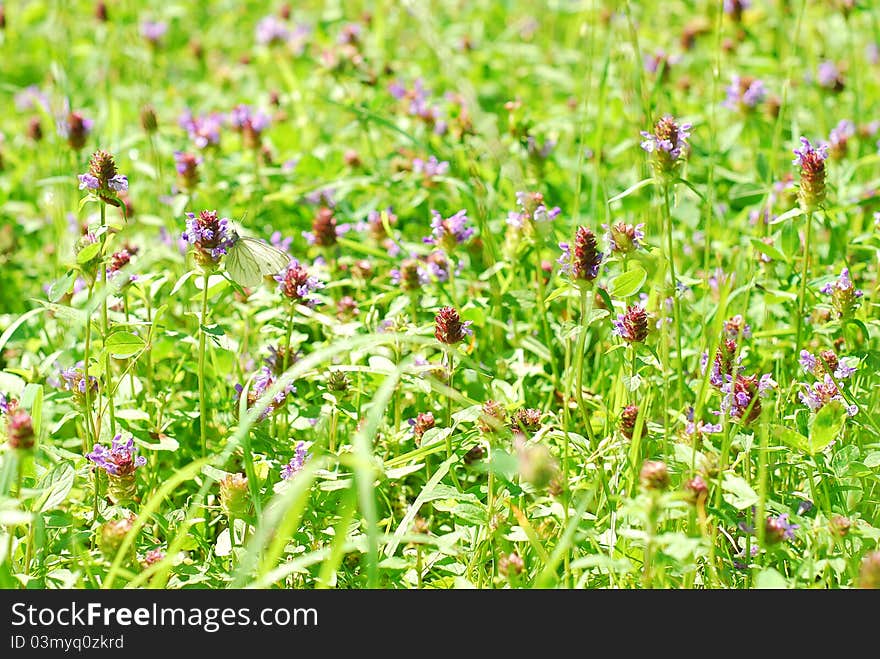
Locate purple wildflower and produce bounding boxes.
[179,110,223,148]
[820,267,863,318]
[612,305,649,343]
[255,15,290,46]
[558,226,603,284]
[724,74,767,111]
[640,115,692,177]
[235,366,296,421]
[507,191,561,228]
[58,364,99,403]
[390,258,430,290]
[140,20,168,44]
[817,61,844,92]
[827,119,855,159]
[764,513,799,544]
[270,231,293,253]
[412,155,449,178]
[87,434,146,476]
[424,209,473,250]
[720,373,776,424]
[182,210,235,266]
[603,222,645,254]
[799,375,858,416]
[281,442,310,480]
[274,259,324,306]
[229,104,271,149]
[304,187,335,208]
[793,137,828,210]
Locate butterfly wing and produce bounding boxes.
[226,236,289,288]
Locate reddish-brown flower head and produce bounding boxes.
[613,305,649,343]
[6,409,35,450]
[619,404,639,439]
[310,207,338,247]
[434,306,472,345]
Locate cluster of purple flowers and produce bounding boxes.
[423,210,473,250]
[58,364,99,402]
[389,78,447,134]
[720,373,776,424]
[507,191,560,229]
[87,434,147,476]
[275,258,324,306]
[820,268,863,318]
[640,115,692,162]
[817,61,844,92]
[412,155,449,178]
[826,120,855,159]
[179,110,223,148]
[235,367,296,421]
[182,210,236,266]
[724,74,767,111]
[229,104,271,148]
[603,222,645,254]
[280,441,310,480]
[140,19,168,45]
[255,15,309,51]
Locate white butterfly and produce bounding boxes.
[225,229,290,288]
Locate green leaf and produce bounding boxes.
[75,241,102,264]
[754,567,788,589]
[610,266,647,298]
[20,383,43,440]
[47,271,77,302]
[721,474,758,510]
[104,331,145,358]
[768,207,802,225]
[809,400,847,454]
[36,463,75,512]
[772,424,810,454]
[749,238,788,263]
[607,178,654,204]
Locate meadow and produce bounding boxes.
[1,0,879,590]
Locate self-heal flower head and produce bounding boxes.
[792,137,828,211]
[303,207,349,247]
[558,226,603,285]
[817,61,845,92]
[391,257,430,291]
[724,75,766,112]
[235,366,296,421]
[255,15,291,46]
[174,151,201,190]
[820,267,863,319]
[723,314,751,340]
[60,111,94,151]
[6,409,35,451]
[764,513,799,544]
[702,338,739,387]
[108,246,139,284]
[412,155,449,178]
[140,19,168,45]
[274,258,324,306]
[281,442,310,480]
[434,306,472,345]
[179,110,222,149]
[720,372,775,424]
[79,150,128,207]
[424,209,473,251]
[640,115,692,179]
[409,412,436,445]
[58,363,99,404]
[827,120,855,160]
[612,305,649,343]
[798,375,858,416]
[87,434,146,477]
[603,222,645,254]
[799,349,856,379]
[619,404,639,440]
[507,191,561,229]
[182,210,235,268]
[229,104,271,149]
[723,0,750,21]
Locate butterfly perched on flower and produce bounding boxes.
[225,227,290,288]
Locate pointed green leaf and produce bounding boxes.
[809,400,847,455]
[610,266,647,298]
[104,331,145,358]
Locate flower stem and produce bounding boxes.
[197,270,210,458]
[83,283,95,451]
[574,287,596,445]
[795,210,813,356]
[100,202,116,436]
[662,184,686,407]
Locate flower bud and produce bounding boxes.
[639,460,670,491]
[792,137,828,212]
[219,473,250,519]
[684,475,708,504]
[478,399,507,434]
[140,105,158,133]
[6,409,35,450]
[858,551,880,589]
[829,515,851,538]
[499,552,524,577]
[619,404,639,439]
[99,517,135,561]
